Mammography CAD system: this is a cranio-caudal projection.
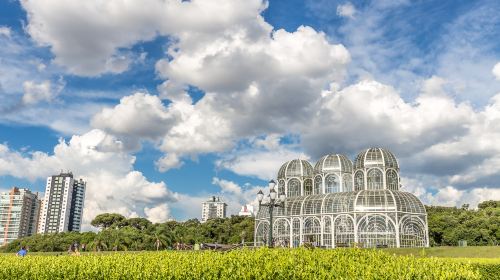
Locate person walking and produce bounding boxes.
[16,246,28,257]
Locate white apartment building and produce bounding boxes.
[38,172,86,234]
[238,204,255,217]
[201,196,227,222]
[0,187,41,245]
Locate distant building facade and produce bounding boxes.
[38,172,86,234]
[0,187,41,245]
[238,204,255,217]
[201,196,227,222]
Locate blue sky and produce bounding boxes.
[0,0,499,225]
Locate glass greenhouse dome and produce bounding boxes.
[255,148,429,248]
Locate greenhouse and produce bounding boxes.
[255,148,429,248]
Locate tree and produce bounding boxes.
[119,217,152,231]
[91,213,126,229]
[478,200,500,210]
[88,233,108,252]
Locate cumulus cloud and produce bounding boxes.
[211,177,261,214]
[0,26,11,37]
[0,129,177,228]
[422,186,500,208]
[493,62,500,80]
[302,78,474,159]
[156,153,183,172]
[216,135,309,180]
[22,80,55,105]
[91,93,173,146]
[155,23,348,168]
[337,2,356,19]
[212,177,242,195]
[20,0,268,76]
[144,204,171,223]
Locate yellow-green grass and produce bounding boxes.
[381,246,500,258]
[0,248,486,279]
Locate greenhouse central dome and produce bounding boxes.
[255,148,429,249]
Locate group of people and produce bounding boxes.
[15,242,87,257]
[68,242,86,255]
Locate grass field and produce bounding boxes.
[0,247,498,279]
[1,248,497,279]
[382,246,500,258]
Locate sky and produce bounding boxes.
[1,0,500,228]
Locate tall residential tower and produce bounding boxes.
[38,172,86,234]
[0,187,41,245]
[201,196,227,222]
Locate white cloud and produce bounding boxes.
[22,80,55,105]
[0,26,11,37]
[212,177,242,195]
[217,135,309,180]
[144,204,171,223]
[302,78,474,158]
[0,129,177,227]
[337,2,356,19]
[423,186,500,208]
[493,62,500,80]
[91,92,173,143]
[157,25,350,93]
[157,81,191,103]
[156,153,183,172]
[211,177,262,215]
[21,0,268,76]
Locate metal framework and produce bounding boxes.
[255,148,429,248]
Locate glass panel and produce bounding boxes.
[354,171,364,191]
[334,215,354,247]
[302,217,321,247]
[325,174,339,193]
[367,169,383,190]
[304,179,313,195]
[255,222,269,246]
[314,176,322,194]
[399,216,426,247]
[287,179,301,197]
[357,214,396,248]
[273,219,290,247]
[292,218,301,248]
[343,174,353,192]
[322,216,332,248]
[386,170,398,190]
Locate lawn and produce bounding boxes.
[0,248,492,279]
[381,246,500,258]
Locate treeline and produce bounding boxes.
[2,200,498,252]
[426,200,499,246]
[1,214,254,253]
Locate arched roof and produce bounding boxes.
[314,154,353,174]
[277,159,313,179]
[354,148,399,170]
[256,190,425,218]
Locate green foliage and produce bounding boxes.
[478,200,500,210]
[2,232,96,253]
[1,216,254,253]
[383,246,500,259]
[90,213,126,229]
[446,258,500,280]
[426,201,499,246]
[0,248,484,279]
